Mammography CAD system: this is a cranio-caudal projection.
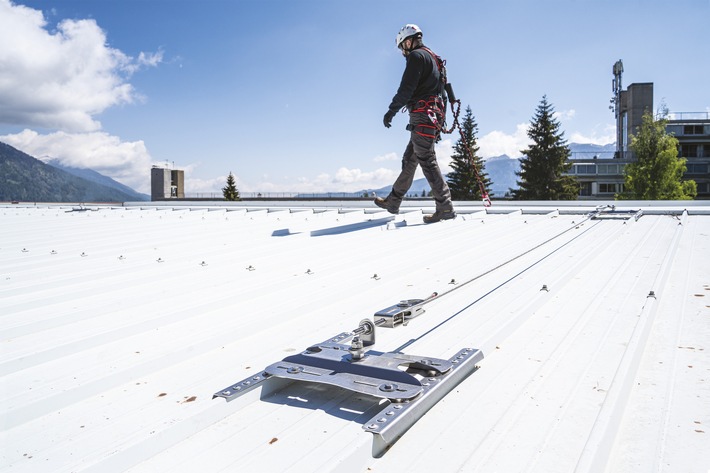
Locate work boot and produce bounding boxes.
[423,209,456,224]
[374,196,399,214]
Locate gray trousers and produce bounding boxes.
[388,112,453,212]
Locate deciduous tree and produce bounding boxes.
[617,112,696,200]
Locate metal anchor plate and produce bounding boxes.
[213,303,482,456]
[213,331,483,456]
[264,345,454,402]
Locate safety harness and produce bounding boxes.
[410,46,491,207]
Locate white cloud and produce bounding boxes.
[373,152,398,162]
[478,123,531,158]
[0,129,153,193]
[435,138,454,173]
[185,175,230,197]
[568,123,616,145]
[240,167,398,195]
[0,0,161,132]
[0,1,165,196]
[333,167,397,186]
[554,109,576,121]
[239,139,458,195]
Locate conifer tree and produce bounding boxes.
[513,96,578,200]
[617,112,696,200]
[222,172,240,201]
[446,106,492,200]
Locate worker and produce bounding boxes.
[376,24,455,223]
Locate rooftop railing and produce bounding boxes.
[569,151,616,160]
[667,111,710,121]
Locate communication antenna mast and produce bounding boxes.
[610,60,624,157]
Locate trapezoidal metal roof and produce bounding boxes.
[1,200,708,472]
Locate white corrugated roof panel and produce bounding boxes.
[1,201,708,473]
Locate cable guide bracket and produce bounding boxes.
[213,298,483,456]
[589,205,643,221]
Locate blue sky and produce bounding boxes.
[1,0,709,195]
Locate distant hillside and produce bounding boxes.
[568,142,616,158]
[0,141,147,203]
[484,155,521,197]
[46,159,148,201]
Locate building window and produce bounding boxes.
[597,164,620,174]
[683,125,704,135]
[685,163,708,174]
[598,183,622,194]
[681,144,699,158]
[579,182,592,196]
[572,164,597,174]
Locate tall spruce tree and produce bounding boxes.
[617,112,696,200]
[513,96,578,200]
[222,172,240,201]
[446,106,492,200]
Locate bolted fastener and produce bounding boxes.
[378,383,398,392]
[540,284,549,292]
[349,336,365,360]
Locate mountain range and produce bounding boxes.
[0,141,149,202]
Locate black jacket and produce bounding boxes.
[387,45,441,113]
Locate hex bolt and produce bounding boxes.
[349,336,365,360]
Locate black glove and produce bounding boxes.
[383,109,397,128]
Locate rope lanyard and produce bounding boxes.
[441,99,491,207]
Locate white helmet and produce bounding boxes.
[396,24,422,48]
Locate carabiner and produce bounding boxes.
[427,109,438,126]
